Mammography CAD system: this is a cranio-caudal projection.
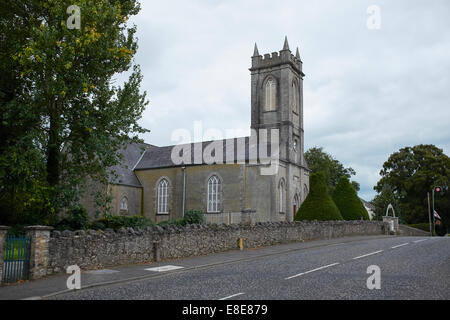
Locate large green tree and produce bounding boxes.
[374,144,450,225]
[371,184,402,222]
[305,147,358,194]
[0,0,149,225]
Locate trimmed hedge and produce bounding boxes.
[332,177,369,221]
[295,172,344,221]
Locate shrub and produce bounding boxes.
[54,206,89,231]
[157,209,205,227]
[332,177,370,220]
[88,220,106,231]
[94,215,153,231]
[295,172,343,221]
[182,209,205,225]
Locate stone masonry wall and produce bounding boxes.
[398,225,431,236]
[47,220,390,275]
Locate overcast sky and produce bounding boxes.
[120,0,450,201]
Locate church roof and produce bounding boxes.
[134,138,253,170]
[134,137,310,171]
[108,142,150,187]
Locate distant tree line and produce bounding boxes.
[302,144,449,234]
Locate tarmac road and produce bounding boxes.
[44,236,449,300]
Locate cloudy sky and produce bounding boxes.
[120,0,450,201]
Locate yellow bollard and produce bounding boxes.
[238,238,244,250]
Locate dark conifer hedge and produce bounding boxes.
[332,176,370,220]
[295,172,344,221]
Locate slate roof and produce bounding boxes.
[134,137,310,171]
[135,138,251,170]
[359,197,375,210]
[108,142,150,187]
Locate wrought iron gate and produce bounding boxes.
[2,235,31,283]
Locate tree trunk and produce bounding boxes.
[46,108,60,187]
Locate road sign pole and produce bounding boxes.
[427,192,432,236]
[432,188,436,236]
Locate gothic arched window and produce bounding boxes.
[157,179,169,214]
[207,175,221,213]
[265,78,276,111]
[120,196,128,211]
[279,179,285,213]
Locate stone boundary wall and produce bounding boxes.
[46,221,390,276]
[398,224,431,236]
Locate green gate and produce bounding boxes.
[2,235,31,283]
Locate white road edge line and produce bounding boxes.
[391,243,409,249]
[219,293,245,300]
[285,263,340,280]
[352,250,383,260]
[413,239,428,243]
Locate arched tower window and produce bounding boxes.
[292,81,299,113]
[207,175,222,213]
[157,179,169,214]
[265,78,276,111]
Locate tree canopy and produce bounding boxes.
[332,177,369,220]
[374,144,450,225]
[305,147,359,194]
[0,0,148,226]
[295,172,344,221]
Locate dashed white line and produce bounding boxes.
[413,239,428,243]
[352,250,383,260]
[285,263,340,280]
[219,293,245,300]
[391,243,409,249]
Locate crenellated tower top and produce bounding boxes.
[250,36,304,77]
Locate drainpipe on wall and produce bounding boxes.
[182,166,186,218]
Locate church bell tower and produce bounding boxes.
[249,36,305,166]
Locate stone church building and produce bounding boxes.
[81,38,310,224]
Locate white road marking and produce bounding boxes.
[352,250,383,260]
[413,239,428,243]
[219,293,245,300]
[285,263,340,280]
[391,243,409,249]
[145,265,184,272]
